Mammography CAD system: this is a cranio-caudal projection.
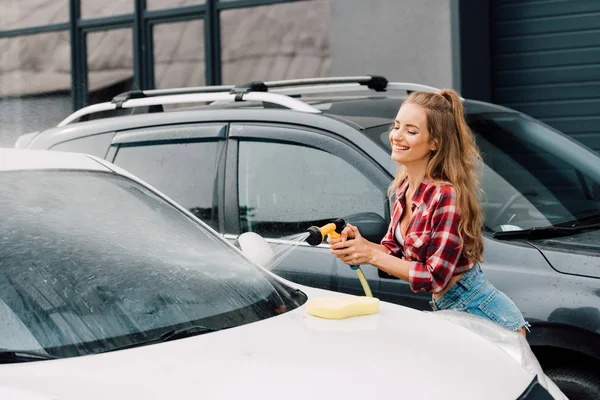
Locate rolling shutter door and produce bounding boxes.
[491,0,600,153]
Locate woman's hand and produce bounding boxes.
[326,223,356,246]
[327,224,374,266]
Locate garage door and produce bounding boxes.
[491,0,600,154]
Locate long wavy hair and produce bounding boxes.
[388,89,484,263]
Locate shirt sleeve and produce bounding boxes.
[408,186,463,293]
[381,234,400,256]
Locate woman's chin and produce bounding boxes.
[391,153,406,163]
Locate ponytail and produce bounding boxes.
[438,89,477,164]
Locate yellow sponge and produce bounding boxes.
[305,295,380,319]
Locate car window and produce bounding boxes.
[237,140,387,238]
[364,113,600,231]
[113,140,223,230]
[0,170,305,359]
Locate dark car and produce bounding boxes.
[16,76,600,399]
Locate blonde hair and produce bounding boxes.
[388,89,484,263]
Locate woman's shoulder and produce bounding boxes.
[427,179,456,196]
[425,181,457,205]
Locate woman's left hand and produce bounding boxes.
[329,224,374,265]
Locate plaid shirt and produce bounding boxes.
[381,177,473,293]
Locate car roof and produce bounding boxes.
[22,77,521,146]
[35,95,518,136]
[0,148,111,172]
[311,96,518,129]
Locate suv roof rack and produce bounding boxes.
[57,75,441,126]
[271,81,441,96]
[113,76,390,101]
[57,91,321,127]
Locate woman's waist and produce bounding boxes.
[432,264,479,300]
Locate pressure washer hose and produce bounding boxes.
[350,265,373,297]
[305,219,374,298]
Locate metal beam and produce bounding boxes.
[205,0,221,85]
[144,5,206,24]
[133,0,147,90]
[78,14,134,32]
[146,19,155,89]
[457,0,491,102]
[216,0,302,11]
[69,0,87,111]
[0,23,69,38]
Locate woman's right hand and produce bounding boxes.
[326,223,357,245]
[328,224,378,266]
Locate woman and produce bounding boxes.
[328,89,530,336]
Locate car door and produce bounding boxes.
[107,123,227,231]
[223,122,392,297]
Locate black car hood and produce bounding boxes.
[530,229,600,279]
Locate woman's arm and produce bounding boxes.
[329,186,464,293]
[328,224,411,281]
[369,250,411,281]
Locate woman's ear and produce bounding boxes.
[430,140,438,152]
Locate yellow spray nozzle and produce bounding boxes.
[305,219,346,246]
[304,218,374,298]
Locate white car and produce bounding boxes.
[0,148,565,400]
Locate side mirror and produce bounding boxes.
[344,212,388,244]
[235,232,274,269]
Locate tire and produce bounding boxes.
[546,367,600,400]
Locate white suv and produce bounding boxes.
[0,148,565,399]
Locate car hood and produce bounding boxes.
[530,229,600,278]
[0,286,534,400]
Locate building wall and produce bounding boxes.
[330,0,457,90]
[0,0,459,146]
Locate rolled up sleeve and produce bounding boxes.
[380,194,403,257]
[408,187,463,293]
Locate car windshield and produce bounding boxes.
[0,170,306,360]
[364,112,600,232]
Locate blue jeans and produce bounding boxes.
[429,265,530,332]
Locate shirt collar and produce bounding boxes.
[397,176,430,211]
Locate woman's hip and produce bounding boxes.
[429,265,529,332]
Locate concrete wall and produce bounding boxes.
[329,0,457,90]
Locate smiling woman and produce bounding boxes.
[329,89,530,336]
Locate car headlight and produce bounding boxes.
[429,310,548,390]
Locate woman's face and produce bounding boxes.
[389,102,437,166]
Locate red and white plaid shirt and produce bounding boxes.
[381,177,473,294]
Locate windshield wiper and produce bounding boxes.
[494,223,600,240]
[570,213,600,227]
[0,349,57,363]
[105,325,221,353]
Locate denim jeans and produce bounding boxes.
[429,264,530,332]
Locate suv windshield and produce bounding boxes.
[365,112,600,232]
[0,170,306,360]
